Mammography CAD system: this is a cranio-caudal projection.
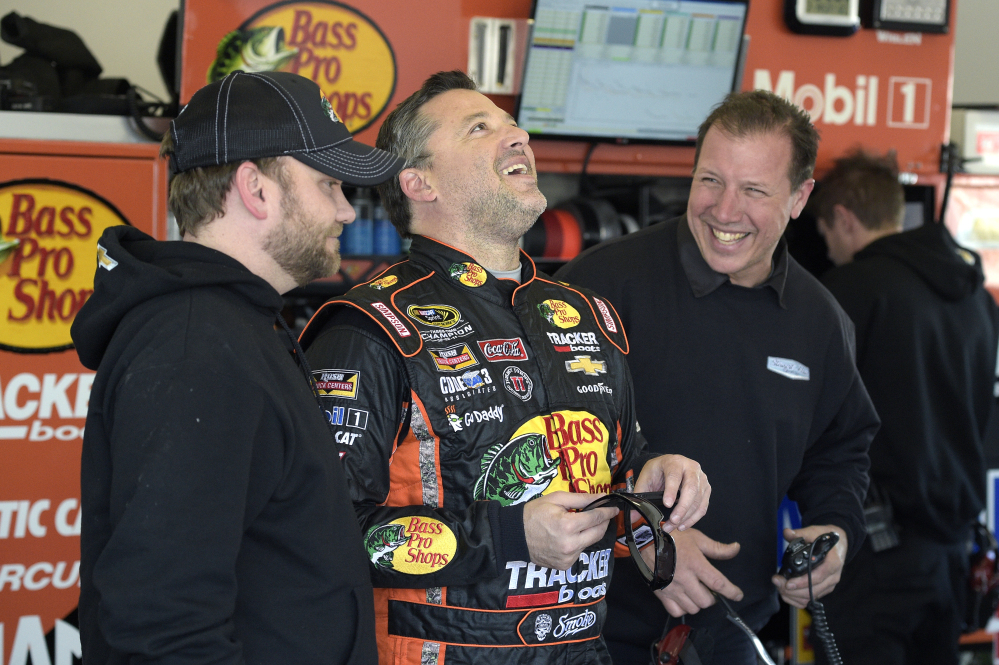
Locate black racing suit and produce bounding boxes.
[300,236,656,665]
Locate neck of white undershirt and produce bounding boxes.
[487,264,522,283]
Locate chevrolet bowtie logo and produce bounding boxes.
[565,355,606,376]
[97,243,118,271]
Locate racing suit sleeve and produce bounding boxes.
[304,309,527,588]
[787,311,876,561]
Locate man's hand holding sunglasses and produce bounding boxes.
[633,454,711,532]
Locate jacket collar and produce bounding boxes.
[407,235,538,306]
[676,216,789,308]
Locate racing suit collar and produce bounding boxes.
[676,217,789,309]
[407,235,537,307]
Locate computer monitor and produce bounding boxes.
[516,0,749,144]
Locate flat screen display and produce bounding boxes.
[516,0,749,144]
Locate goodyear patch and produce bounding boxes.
[473,410,612,505]
[407,304,461,328]
[365,516,457,574]
[449,261,487,287]
[428,343,479,372]
[538,299,581,329]
[313,368,359,399]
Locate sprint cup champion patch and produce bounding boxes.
[313,368,359,398]
[364,516,457,574]
[407,304,461,328]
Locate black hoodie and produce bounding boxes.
[822,221,999,542]
[71,226,377,664]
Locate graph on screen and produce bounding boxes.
[517,0,748,143]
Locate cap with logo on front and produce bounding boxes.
[169,70,404,187]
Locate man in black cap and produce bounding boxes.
[70,70,404,665]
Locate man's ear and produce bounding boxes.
[233,162,269,220]
[399,168,436,203]
[832,203,860,237]
[789,179,815,219]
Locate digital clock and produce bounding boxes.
[784,0,860,36]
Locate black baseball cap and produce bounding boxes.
[169,70,404,186]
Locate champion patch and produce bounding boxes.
[767,357,810,381]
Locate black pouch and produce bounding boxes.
[864,482,900,553]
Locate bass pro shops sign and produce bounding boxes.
[0,179,128,662]
[207,1,397,134]
[0,180,128,353]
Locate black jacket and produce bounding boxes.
[557,216,876,646]
[299,236,654,664]
[822,222,999,542]
[71,225,377,665]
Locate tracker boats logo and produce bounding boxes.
[207,1,397,133]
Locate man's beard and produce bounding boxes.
[263,185,340,287]
[460,182,547,246]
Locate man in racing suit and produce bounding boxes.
[299,70,710,665]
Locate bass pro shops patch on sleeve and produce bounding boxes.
[364,517,457,574]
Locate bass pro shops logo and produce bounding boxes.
[0,180,130,352]
[207,1,397,133]
[364,516,457,574]
[473,411,613,505]
[538,299,581,329]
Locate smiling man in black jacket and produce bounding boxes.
[70,71,403,664]
[557,91,877,664]
[814,150,999,665]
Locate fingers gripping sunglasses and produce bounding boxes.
[582,491,677,590]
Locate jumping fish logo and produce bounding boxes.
[0,236,19,265]
[364,523,409,569]
[321,94,342,123]
[207,26,299,81]
[474,433,560,506]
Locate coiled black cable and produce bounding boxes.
[805,539,843,665]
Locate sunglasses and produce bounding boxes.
[582,490,676,590]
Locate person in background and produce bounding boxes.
[298,70,712,665]
[556,90,877,664]
[814,149,999,665]
[70,71,403,664]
